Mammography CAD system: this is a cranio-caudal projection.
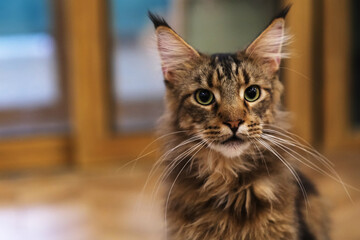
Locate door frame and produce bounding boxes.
[65,0,156,167]
[322,0,360,151]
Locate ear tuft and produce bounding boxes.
[245,6,292,72]
[271,4,292,21]
[148,11,171,29]
[149,13,200,80]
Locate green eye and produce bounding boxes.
[244,85,261,102]
[195,89,215,105]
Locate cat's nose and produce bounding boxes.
[223,120,244,133]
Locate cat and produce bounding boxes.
[149,6,330,240]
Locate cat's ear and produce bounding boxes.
[245,6,291,72]
[149,12,200,80]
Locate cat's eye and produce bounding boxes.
[195,89,215,106]
[244,85,261,102]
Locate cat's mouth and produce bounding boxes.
[210,135,250,158]
[221,135,245,145]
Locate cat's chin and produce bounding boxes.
[209,141,250,159]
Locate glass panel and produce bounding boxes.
[351,0,360,128]
[0,0,67,137]
[186,0,280,53]
[109,0,280,133]
[109,0,170,133]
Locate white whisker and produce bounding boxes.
[257,138,309,210]
[164,140,207,239]
[261,133,355,202]
[149,137,205,214]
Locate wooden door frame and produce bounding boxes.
[0,136,70,171]
[283,0,315,143]
[65,0,156,167]
[323,0,360,151]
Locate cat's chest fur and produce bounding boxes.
[165,153,299,240]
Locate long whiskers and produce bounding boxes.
[154,140,204,194]
[136,134,202,219]
[256,138,309,209]
[145,135,202,192]
[262,125,334,166]
[261,133,355,202]
[261,124,357,201]
[164,140,208,239]
[262,134,338,179]
[249,137,270,175]
[146,134,207,219]
[117,130,188,172]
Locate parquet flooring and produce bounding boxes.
[0,151,358,240]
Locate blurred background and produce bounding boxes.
[0,0,359,239]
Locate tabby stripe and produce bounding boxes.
[164,79,173,89]
[262,88,273,101]
[248,128,261,132]
[235,65,239,76]
[176,93,192,122]
[205,126,220,130]
[204,131,221,135]
[212,102,219,115]
[242,68,250,85]
[296,173,318,240]
[242,68,250,84]
[232,54,241,66]
[179,93,192,108]
[222,62,233,80]
[263,88,272,93]
[207,71,214,88]
[195,76,202,84]
[243,101,250,111]
[215,68,222,86]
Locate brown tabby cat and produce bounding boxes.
[149,6,330,240]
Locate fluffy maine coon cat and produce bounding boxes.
[149,6,330,240]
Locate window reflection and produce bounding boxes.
[0,0,66,137]
[109,0,171,133]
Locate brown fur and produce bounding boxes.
[149,9,330,240]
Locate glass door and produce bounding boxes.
[108,0,171,133]
[0,0,68,137]
[0,0,70,171]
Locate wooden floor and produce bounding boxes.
[0,151,358,240]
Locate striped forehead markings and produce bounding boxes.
[206,70,214,88]
[210,53,244,83]
[193,53,254,89]
[194,75,202,84]
[242,68,251,85]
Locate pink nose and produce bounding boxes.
[226,120,242,129]
[223,120,244,133]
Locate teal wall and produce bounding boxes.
[0,0,170,37]
[0,0,51,35]
[110,0,170,38]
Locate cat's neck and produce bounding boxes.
[164,142,296,216]
[165,138,292,199]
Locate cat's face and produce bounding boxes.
[166,54,283,158]
[150,13,288,158]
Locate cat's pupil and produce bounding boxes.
[199,90,211,102]
[245,86,257,99]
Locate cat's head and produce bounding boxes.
[150,7,290,159]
